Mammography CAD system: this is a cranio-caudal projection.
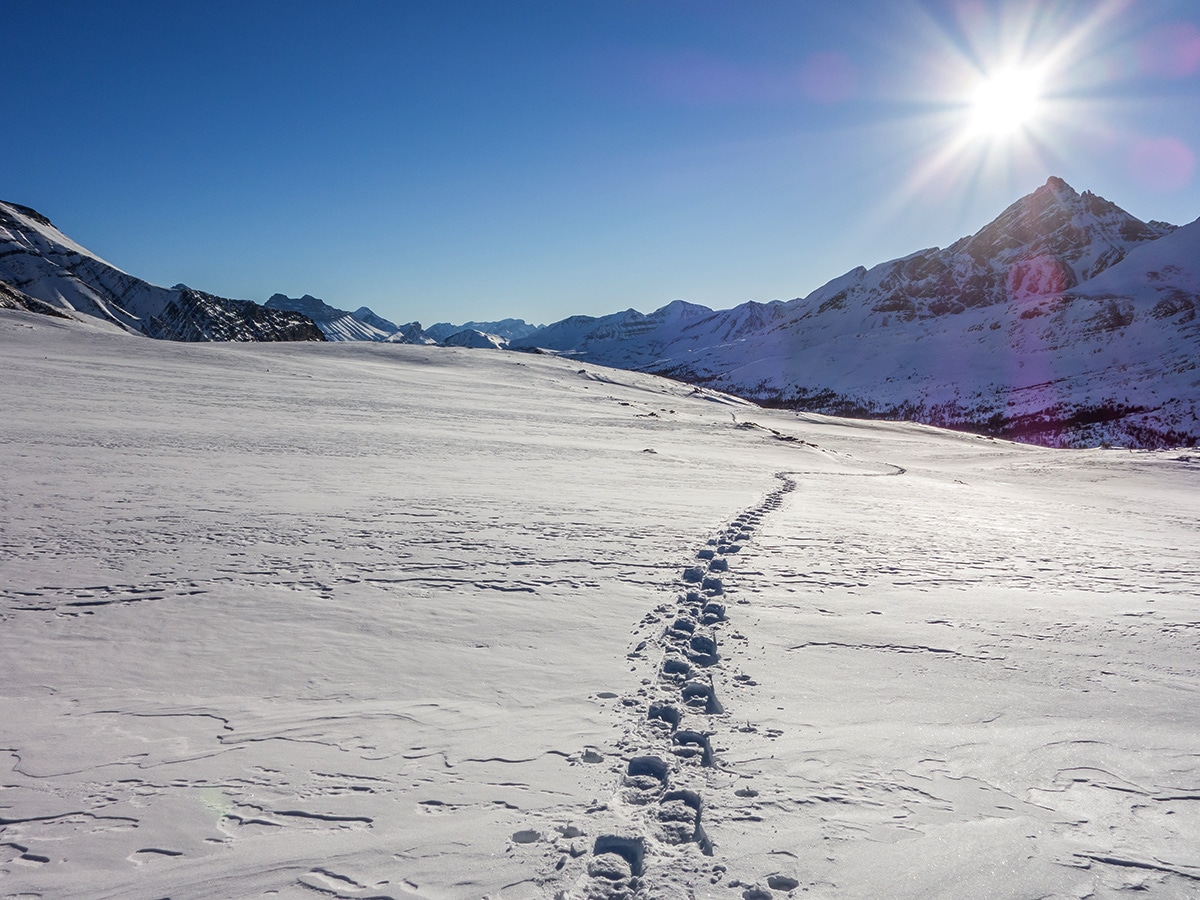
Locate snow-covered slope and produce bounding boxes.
[517,179,1196,448]
[2,311,1198,898]
[353,305,401,334]
[0,202,324,341]
[0,278,73,319]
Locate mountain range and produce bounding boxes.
[3,177,1197,448]
[504,177,1200,449]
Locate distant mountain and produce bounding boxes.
[265,293,440,344]
[264,293,390,341]
[425,318,542,342]
[353,306,400,334]
[508,299,714,360]
[441,328,510,349]
[385,321,439,345]
[514,178,1198,448]
[0,201,324,342]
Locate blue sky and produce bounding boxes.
[6,1,1200,326]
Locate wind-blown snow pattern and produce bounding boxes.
[3,309,1199,898]
[0,202,324,342]
[513,179,1197,449]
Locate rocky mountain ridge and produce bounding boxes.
[0,202,323,342]
[262,293,544,347]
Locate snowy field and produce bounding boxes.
[2,310,1199,899]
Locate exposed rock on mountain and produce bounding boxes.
[264,292,347,322]
[0,201,324,342]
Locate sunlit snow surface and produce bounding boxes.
[2,310,1199,899]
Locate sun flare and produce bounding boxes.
[968,66,1045,138]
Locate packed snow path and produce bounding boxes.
[2,310,1199,899]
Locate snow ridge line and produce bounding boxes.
[570,473,797,900]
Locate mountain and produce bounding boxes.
[264,293,393,342]
[508,299,713,359]
[352,306,400,333]
[424,317,543,342]
[255,297,544,347]
[384,321,439,344]
[440,327,510,349]
[0,201,324,342]
[515,178,1197,448]
[265,293,440,344]
[263,292,348,322]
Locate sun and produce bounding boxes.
[967,66,1045,138]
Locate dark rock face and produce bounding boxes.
[265,293,349,322]
[153,289,325,342]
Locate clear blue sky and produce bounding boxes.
[6,1,1200,326]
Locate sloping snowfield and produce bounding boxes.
[2,310,1198,899]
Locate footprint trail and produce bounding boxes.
[570,473,796,899]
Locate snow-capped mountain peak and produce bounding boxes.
[951,175,1175,287]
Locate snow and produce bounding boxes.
[1071,216,1200,300]
[319,312,396,342]
[2,309,1199,898]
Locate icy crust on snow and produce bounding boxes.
[2,310,1199,899]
